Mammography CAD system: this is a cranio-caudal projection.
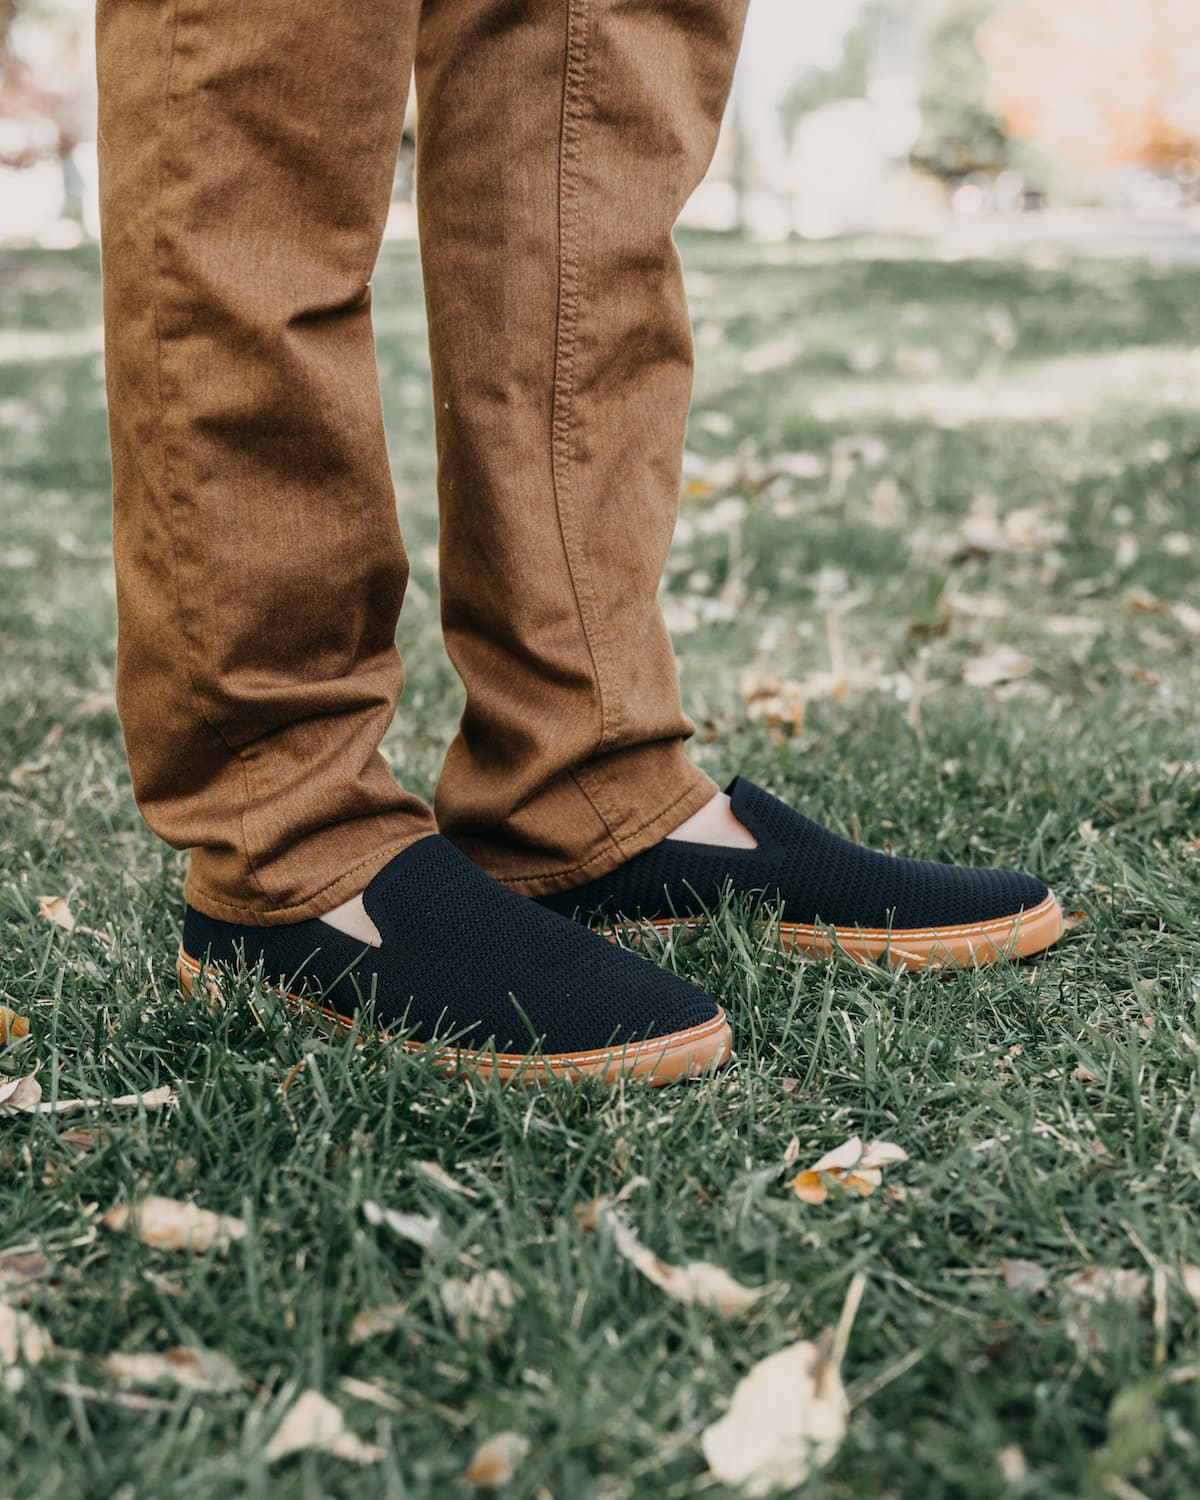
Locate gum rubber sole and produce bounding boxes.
[175,948,732,1087]
[606,891,1066,973]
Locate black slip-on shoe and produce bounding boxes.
[536,777,1065,972]
[176,835,730,1085]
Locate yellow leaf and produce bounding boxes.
[0,1008,29,1044]
[263,1388,382,1465]
[101,1196,247,1253]
[791,1171,828,1206]
[464,1431,531,1490]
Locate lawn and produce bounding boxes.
[2,232,1200,1499]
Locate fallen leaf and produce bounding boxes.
[263,1388,382,1464]
[0,1250,51,1290]
[0,1075,43,1112]
[361,1200,438,1249]
[0,1304,51,1366]
[339,1375,404,1412]
[413,1160,479,1198]
[440,1270,518,1341]
[0,1008,29,1044]
[702,1338,848,1495]
[1065,1267,1147,1305]
[100,1345,242,1392]
[1179,1264,1200,1304]
[0,1078,175,1117]
[600,1205,774,1317]
[349,1303,408,1345]
[36,895,111,946]
[792,1136,908,1204]
[37,895,75,933]
[101,1196,247,1253]
[1122,587,1162,613]
[963,646,1033,689]
[464,1431,531,1490]
[1002,1259,1050,1292]
[997,1445,1028,1481]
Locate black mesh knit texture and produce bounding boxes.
[537,777,1050,931]
[181,836,717,1054]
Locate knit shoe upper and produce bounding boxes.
[179,835,728,1079]
[535,778,1061,968]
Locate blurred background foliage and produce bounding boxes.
[3,0,1200,247]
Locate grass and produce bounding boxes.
[2,230,1200,1499]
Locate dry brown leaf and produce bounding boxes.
[739,671,806,736]
[792,1136,908,1205]
[361,1200,438,1248]
[100,1345,242,1392]
[349,1303,408,1345]
[263,1388,382,1464]
[0,1304,51,1366]
[440,1270,518,1341]
[601,1205,774,1317]
[702,1338,849,1495]
[101,1196,247,1253]
[0,1007,30,1044]
[962,646,1033,689]
[463,1431,531,1490]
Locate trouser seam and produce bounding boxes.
[151,0,269,905]
[551,0,623,789]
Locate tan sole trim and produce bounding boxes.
[608,891,1066,973]
[175,949,732,1087]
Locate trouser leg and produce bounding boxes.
[96,0,435,924]
[417,0,749,896]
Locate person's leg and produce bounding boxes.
[415,0,1064,972]
[416,0,749,897]
[97,0,732,1080]
[97,0,435,927]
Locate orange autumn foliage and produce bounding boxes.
[979,0,1200,169]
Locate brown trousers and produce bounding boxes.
[96,0,748,925]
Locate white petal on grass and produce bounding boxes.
[361,1200,439,1249]
[101,1196,247,1253]
[0,1304,51,1366]
[100,1346,242,1392]
[440,1270,518,1341]
[263,1388,383,1465]
[413,1160,479,1198]
[702,1273,864,1497]
[601,1205,774,1317]
[463,1430,531,1490]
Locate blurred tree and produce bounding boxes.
[980,0,1200,170]
[781,3,888,138]
[911,0,1013,180]
[0,0,81,168]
